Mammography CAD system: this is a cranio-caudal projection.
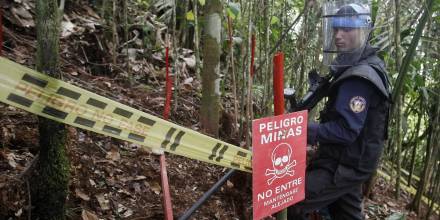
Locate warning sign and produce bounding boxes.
[252,111,307,219]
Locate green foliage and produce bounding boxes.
[252,84,266,118]
[136,0,150,9]
[400,28,414,41]
[270,16,280,25]
[186,10,195,21]
[227,2,240,20]
[271,29,280,41]
[142,21,155,33]
[385,212,406,220]
[421,87,430,103]
[151,0,174,24]
[371,0,379,24]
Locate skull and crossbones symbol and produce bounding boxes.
[265,143,297,185]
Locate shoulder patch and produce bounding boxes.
[349,96,366,113]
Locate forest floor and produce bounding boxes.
[0,0,438,219]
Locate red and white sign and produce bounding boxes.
[252,110,307,219]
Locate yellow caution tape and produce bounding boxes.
[0,57,252,172]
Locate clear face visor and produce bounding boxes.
[322,0,372,66]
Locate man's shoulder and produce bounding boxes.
[334,64,390,99]
[341,64,378,81]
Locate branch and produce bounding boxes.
[255,6,307,72]
[391,0,435,109]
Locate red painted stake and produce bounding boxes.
[160,155,173,220]
[0,8,3,56]
[274,53,288,219]
[250,34,256,77]
[164,46,172,119]
[160,45,173,220]
[273,52,285,116]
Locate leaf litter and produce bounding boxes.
[0,0,438,219]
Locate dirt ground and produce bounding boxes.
[0,0,438,219]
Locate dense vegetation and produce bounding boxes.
[0,0,439,219]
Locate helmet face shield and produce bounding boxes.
[322,0,372,66]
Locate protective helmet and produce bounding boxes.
[331,4,372,28]
[322,0,372,66]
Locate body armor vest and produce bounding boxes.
[315,52,391,177]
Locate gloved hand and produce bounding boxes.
[307,122,319,146]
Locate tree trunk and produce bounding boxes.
[425,162,440,219]
[31,1,69,219]
[200,0,222,136]
[193,0,201,79]
[411,96,440,213]
[408,104,422,187]
[179,0,190,46]
[111,0,118,65]
[410,124,431,213]
[122,0,131,85]
[392,0,402,199]
[391,0,435,105]
[245,0,254,148]
[227,11,238,133]
[262,0,273,116]
[394,94,402,199]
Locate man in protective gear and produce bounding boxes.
[287,1,391,219]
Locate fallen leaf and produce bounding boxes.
[11,6,34,28]
[133,182,141,193]
[116,203,134,218]
[227,180,234,188]
[89,179,96,187]
[84,5,100,19]
[61,19,76,38]
[386,201,397,207]
[385,212,406,220]
[134,175,147,181]
[106,148,120,161]
[132,64,142,72]
[150,182,161,195]
[95,194,110,210]
[152,52,163,62]
[6,153,17,169]
[75,189,90,201]
[7,106,17,111]
[13,5,32,19]
[122,208,134,218]
[81,209,99,220]
[15,208,22,217]
[104,82,111,88]
[127,48,138,62]
[182,56,196,69]
[183,77,193,84]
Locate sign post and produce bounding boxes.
[252,111,307,219]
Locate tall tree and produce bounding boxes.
[200,0,222,136]
[393,0,402,199]
[411,98,440,213]
[31,0,69,219]
[390,0,435,105]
